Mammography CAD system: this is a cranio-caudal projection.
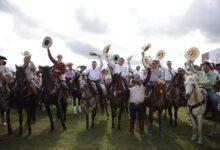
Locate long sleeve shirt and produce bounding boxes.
[23,61,36,81]
[129,81,147,105]
[161,67,175,81]
[188,63,218,89]
[107,56,128,77]
[47,49,66,77]
[84,57,103,81]
[128,62,145,80]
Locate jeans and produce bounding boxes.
[129,102,145,129]
[206,89,217,117]
[94,80,103,98]
[145,82,154,93]
[59,79,69,91]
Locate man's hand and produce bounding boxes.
[141,51,145,57]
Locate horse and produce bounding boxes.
[109,73,129,130]
[68,72,82,114]
[184,75,206,144]
[9,65,37,135]
[80,75,106,129]
[166,71,185,127]
[147,80,165,137]
[39,66,67,131]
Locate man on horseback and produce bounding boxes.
[142,51,164,96]
[22,51,39,95]
[47,48,69,98]
[186,61,218,120]
[84,55,104,100]
[65,62,75,85]
[106,56,129,93]
[128,61,145,81]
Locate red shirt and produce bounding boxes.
[48,49,66,78]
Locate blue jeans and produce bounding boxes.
[94,80,103,98]
[145,83,154,93]
[206,89,217,117]
[59,80,69,91]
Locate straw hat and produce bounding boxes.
[184,47,200,61]
[21,51,31,58]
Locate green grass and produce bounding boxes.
[0,104,219,150]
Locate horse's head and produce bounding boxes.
[39,66,53,89]
[15,65,27,91]
[111,73,122,85]
[184,75,196,100]
[154,80,164,94]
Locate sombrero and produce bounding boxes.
[156,50,166,60]
[103,45,111,54]
[184,47,200,61]
[142,43,151,52]
[42,36,53,49]
[21,51,31,57]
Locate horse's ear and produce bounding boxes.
[15,64,18,70]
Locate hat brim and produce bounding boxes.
[0,56,7,60]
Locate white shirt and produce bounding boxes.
[24,61,36,81]
[85,57,103,81]
[162,67,175,81]
[129,84,145,105]
[107,57,128,77]
[133,70,145,80]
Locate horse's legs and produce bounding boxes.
[148,108,153,135]
[57,100,67,130]
[73,97,77,114]
[197,115,203,144]
[189,114,197,141]
[164,106,167,119]
[168,106,173,126]
[91,105,98,127]
[18,109,23,135]
[174,106,179,127]
[31,100,37,123]
[111,105,115,129]
[62,101,67,122]
[26,108,32,135]
[45,104,54,131]
[104,98,109,118]
[158,109,163,137]
[6,109,12,135]
[118,106,123,130]
[85,111,89,129]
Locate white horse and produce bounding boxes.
[184,75,206,144]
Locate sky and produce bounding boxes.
[0,0,220,70]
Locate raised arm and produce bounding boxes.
[106,54,115,69]
[47,48,56,64]
[97,55,103,70]
[142,52,149,70]
[187,62,199,74]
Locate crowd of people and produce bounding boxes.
[0,46,220,139]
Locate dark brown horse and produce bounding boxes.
[166,72,185,127]
[39,66,67,131]
[147,80,165,137]
[109,73,129,130]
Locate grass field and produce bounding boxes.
[0,104,219,150]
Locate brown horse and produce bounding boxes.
[80,75,105,128]
[39,66,67,131]
[147,80,165,137]
[166,72,185,127]
[109,73,129,130]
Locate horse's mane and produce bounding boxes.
[188,76,202,103]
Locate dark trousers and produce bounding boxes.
[129,102,145,134]
[59,79,69,91]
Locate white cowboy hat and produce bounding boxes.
[89,51,98,56]
[103,45,111,54]
[142,43,151,52]
[21,51,31,57]
[42,36,53,49]
[144,55,152,64]
[156,50,166,60]
[184,47,200,61]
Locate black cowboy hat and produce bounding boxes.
[0,55,7,60]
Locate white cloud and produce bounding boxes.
[0,0,220,70]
